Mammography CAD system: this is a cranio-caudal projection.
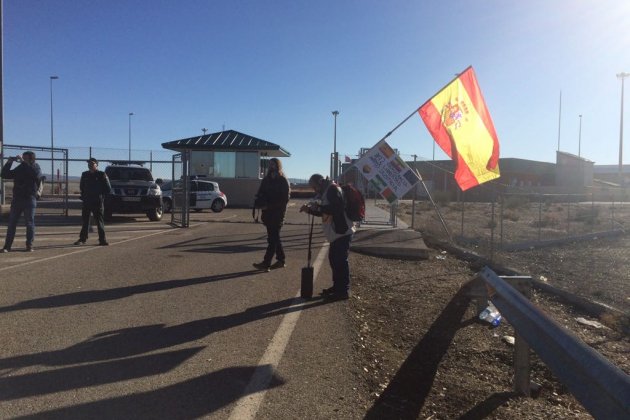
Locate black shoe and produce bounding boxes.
[321,286,336,296]
[99,241,109,246]
[323,292,350,301]
[270,260,286,269]
[74,240,86,246]
[253,262,271,272]
[26,245,34,252]
[1,248,9,253]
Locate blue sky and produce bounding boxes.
[3,0,630,180]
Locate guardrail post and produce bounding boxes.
[501,276,533,396]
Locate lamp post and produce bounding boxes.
[202,128,208,135]
[128,112,134,161]
[617,72,629,185]
[578,114,582,157]
[49,75,59,194]
[332,110,339,181]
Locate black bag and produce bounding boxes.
[252,194,267,223]
[253,194,267,210]
[301,215,315,299]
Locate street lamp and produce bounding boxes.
[332,110,339,181]
[128,112,134,161]
[578,114,582,157]
[49,75,59,194]
[617,72,629,185]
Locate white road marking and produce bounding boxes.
[228,242,329,420]
[0,223,203,273]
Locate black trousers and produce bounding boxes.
[263,223,285,264]
[79,204,106,243]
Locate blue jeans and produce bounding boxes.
[4,196,36,249]
[328,234,352,294]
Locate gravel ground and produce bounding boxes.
[347,211,629,419]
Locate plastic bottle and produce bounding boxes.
[479,305,502,327]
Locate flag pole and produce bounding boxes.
[414,168,453,243]
[340,65,472,183]
[377,65,472,145]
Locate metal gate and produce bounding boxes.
[170,151,190,227]
[1,144,69,216]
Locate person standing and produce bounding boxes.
[74,158,111,246]
[300,174,355,300]
[1,151,43,252]
[253,158,290,272]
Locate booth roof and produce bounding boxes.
[161,130,291,157]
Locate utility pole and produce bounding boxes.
[332,110,339,181]
[578,114,582,157]
[617,73,629,185]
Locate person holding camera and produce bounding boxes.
[1,151,43,252]
[252,158,290,272]
[300,174,355,300]
[74,158,112,246]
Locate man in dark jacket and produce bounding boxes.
[300,174,355,300]
[1,151,43,252]
[74,158,112,246]
[253,158,290,271]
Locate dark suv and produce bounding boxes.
[104,163,163,221]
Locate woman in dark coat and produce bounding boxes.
[253,158,290,271]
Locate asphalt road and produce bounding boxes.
[0,204,364,419]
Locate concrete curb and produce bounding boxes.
[351,228,430,260]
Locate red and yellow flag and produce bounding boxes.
[419,66,500,191]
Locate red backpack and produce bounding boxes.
[341,184,365,222]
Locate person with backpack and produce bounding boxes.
[1,151,43,252]
[300,173,356,300]
[252,158,291,272]
[74,158,112,246]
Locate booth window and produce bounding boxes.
[190,151,260,179]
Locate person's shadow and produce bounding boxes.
[364,287,476,419]
[13,365,284,420]
[0,297,327,371]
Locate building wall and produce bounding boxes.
[555,152,593,188]
[206,177,261,207]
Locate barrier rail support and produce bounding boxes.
[471,267,630,420]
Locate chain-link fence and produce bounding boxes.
[394,188,629,255]
[1,144,175,215]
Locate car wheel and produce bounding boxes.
[163,198,172,213]
[211,199,225,213]
[104,208,113,221]
[147,206,163,221]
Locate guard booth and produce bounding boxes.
[162,130,290,225]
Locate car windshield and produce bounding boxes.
[106,167,153,181]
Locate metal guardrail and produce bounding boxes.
[471,267,630,419]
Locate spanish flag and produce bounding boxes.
[419,66,500,191]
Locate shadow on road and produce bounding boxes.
[364,287,473,419]
[0,347,203,400]
[0,296,329,385]
[0,270,258,313]
[12,365,284,419]
[0,292,331,414]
